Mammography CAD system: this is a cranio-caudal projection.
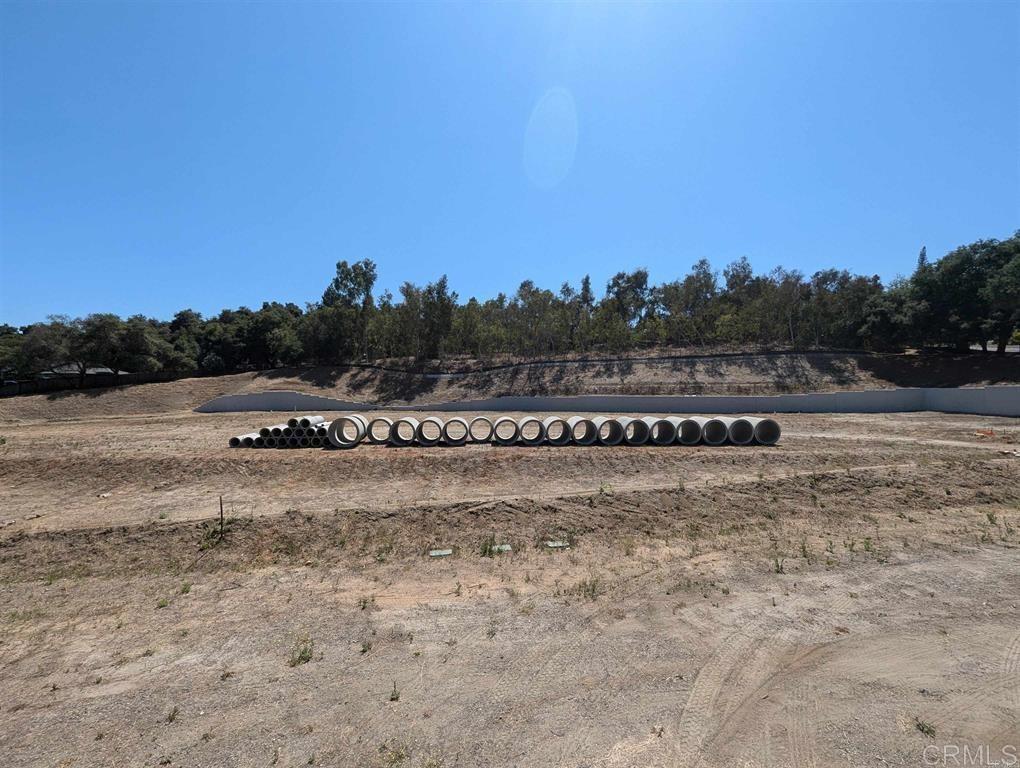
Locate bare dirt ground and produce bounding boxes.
[1,405,1019,767]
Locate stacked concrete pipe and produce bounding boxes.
[230,413,781,448]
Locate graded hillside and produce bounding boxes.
[1,350,1018,421]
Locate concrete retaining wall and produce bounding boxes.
[195,385,1020,417]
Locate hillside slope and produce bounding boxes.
[1,350,1017,421]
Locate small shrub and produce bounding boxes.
[389,681,400,702]
[156,598,169,609]
[166,706,179,723]
[915,718,936,738]
[570,572,605,601]
[180,582,191,595]
[288,637,314,667]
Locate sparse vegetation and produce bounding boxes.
[288,637,314,667]
[571,572,605,601]
[915,718,936,738]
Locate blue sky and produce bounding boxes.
[1,1,1017,326]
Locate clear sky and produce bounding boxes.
[1,1,1017,326]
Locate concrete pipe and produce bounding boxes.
[416,416,445,447]
[287,437,300,448]
[702,417,731,446]
[282,426,294,438]
[366,417,392,444]
[617,416,650,446]
[254,436,266,448]
[299,415,325,429]
[261,423,288,438]
[287,417,300,428]
[492,417,520,446]
[390,417,420,447]
[542,416,571,446]
[677,417,707,446]
[642,416,676,446]
[468,416,494,443]
[747,417,781,446]
[518,416,546,446]
[328,414,369,449]
[292,427,305,438]
[265,437,278,448]
[298,436,311,448]
[310,436,323,448]
[593,416,625,446]
[441,417,470,446]
[567,416,598,446]
[229,432,259,448]
[726,417,756,446]
[316,424,329,438]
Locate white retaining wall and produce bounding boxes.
[195,385,1020,417]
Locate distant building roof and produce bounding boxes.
[37,364,132,378]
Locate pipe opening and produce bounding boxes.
[228,436,242,447]
[754,419,781,446]
[703,420,729,446]
[494,418,519,443]
[729,419,755,445]
[298,437,311,448]
[287,437,299,447]
[519,419,543,443]
[367,418,391,443]
[678,419,702,445]
[468,417,494,442]
[649,420,675,445]
[625,420,650,444]
[444,419,468,442]
[265,437,278,448]
[419,419,442,443]
[544,419,569,444]
[597,420,624,445]
[310,436,323,448]
[394,420,417,445]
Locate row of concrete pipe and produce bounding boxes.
[230,414,781,449]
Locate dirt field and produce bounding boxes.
[1,403,1019,767]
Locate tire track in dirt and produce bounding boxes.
[1005,632,1020,674]
[783,683,820,768]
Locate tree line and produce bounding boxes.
[1,232,1017,383]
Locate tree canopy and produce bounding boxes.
[2,232,1017,381]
